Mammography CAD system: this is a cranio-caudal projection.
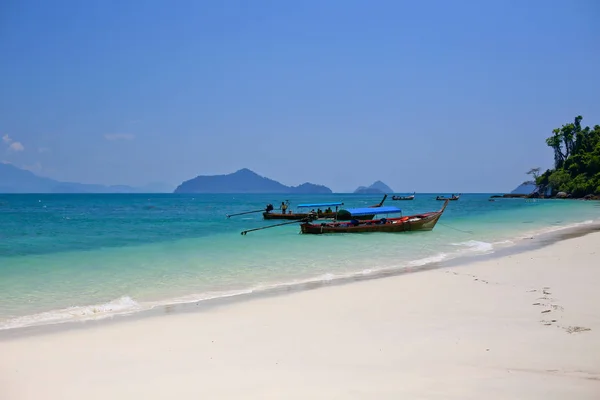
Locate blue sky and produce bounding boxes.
[1,0,599,192]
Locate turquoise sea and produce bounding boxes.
[1,193,598,330]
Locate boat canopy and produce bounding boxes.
[297,202,344,208]
[347,206,401,216]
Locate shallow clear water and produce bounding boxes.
[0,193,598,329]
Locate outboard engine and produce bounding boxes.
[265,203,274,213]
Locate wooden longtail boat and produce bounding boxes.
[262,201,343,220]
[299,200,449,234]
[392,192,415,201]
[263,195,388,221]
[436,194,460,201]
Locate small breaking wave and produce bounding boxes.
[0,296,141,330]
[515,219,595,239]
[451,240,495,254]
[493,240,514,245]
[407,253,449,267]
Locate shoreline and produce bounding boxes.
[2,223,599,398]
[2,218,599,340]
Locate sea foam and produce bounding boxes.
[0,296,141,330]
[451,240,495,254]
[516,219,595,239]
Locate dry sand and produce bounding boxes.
[1,232,599,399]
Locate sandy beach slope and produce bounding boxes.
[1,232,599,399]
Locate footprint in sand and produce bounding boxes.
[564,326,592,334]
[471,276,494,284]
[537,297,556,302]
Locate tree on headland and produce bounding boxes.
[524,167,541,185]
[537,116,600,198]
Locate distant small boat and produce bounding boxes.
[392,192,415,201]
[436,194,460,201]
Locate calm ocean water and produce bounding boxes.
[0,193,598,330]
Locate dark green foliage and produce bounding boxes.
[538,116,600,196]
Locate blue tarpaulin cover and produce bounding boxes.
[347,206,401,216]
[297,202,344,208]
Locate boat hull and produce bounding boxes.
[299,201,448,234]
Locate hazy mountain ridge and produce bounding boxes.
[174,168,332,194]
[0,163,172,193]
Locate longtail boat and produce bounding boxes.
[392,192,415,201]
[436,194,460,201]
[262,195,388,221]
[298,200,449,234]
[262,201,343,220]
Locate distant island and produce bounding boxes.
[0,162,172,193]
[354,181,394,194]
[510,182,537,195]
[174,168,332,194]
[489,182,539,199]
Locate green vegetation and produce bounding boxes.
[536,116,600,197]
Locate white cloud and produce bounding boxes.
[3,134,25,152]
[104,133,135,141]
[9,142,24,152]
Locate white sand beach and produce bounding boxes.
[1,232,599,399]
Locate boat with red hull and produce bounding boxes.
[299,200,449,234]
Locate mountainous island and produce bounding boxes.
[174,168,332,194]
[353,181,394,194]
[0,162,172,193]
